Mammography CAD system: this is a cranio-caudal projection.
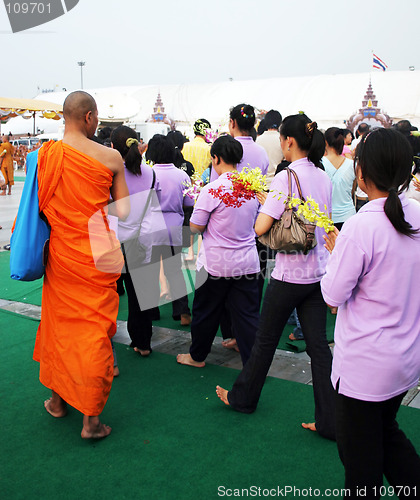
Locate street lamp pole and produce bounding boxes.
[77,61,86,89]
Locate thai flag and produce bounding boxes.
[373,53,388,71]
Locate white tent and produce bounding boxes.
[5,70,420,135]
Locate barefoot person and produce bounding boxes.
[33,91,129,439]
[177,134,260,368]
[321,128,420,494]
[216,114,336,441]
[0,135,15,195]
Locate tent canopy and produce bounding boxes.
[5,70,420,135]
[0,97,63,121]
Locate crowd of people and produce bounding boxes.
[21,91,420,496]
[0,133,41,197]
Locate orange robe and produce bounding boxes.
[0,142,15,185]
[33,141,123,416]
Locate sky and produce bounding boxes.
[1,0,419,98]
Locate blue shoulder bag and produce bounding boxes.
[10,149,51,281]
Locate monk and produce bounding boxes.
[33,91,130,439]
[0,135,15,195]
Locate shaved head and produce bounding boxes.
[63,91,97,121]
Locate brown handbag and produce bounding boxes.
[258,167,317,254]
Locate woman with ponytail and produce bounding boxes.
[321,128,420,493]
[145,134,194,326]
[216,114,336,441]
[210,104,269,183]
[322,127,356,230]
[111,125,158,356]
[213,104,269,351]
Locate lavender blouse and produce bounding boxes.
[321,195,420,401]
[210,136,269,183]
[191,172,260,277]
[261,157,332,284]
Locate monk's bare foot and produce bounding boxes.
[176,353,205,368]
[302,422,317,432]
[81,416,112,439]
[44,391,67,418]
[134,347,151,357]
[216,386,230,406]
[113,365,120,377]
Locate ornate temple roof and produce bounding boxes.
[346,80,393,132]
[147,92,171,125]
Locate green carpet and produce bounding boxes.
[1,309,419,499]
[0,251,335,353]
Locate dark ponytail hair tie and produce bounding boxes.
[389,187,398,193]
[305,121,317,138]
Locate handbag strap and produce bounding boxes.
[286,167,306,203]
[121,170,156,274]
[135,169,156,237]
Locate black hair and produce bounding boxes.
[257,119,267,136]
[325,127,345,155]
[394,120,413,135]
[343,128,354,142]
[355,128,419,237]
[110,125,142,175]
[230,103,256,134]
[356,122,370,139]
[264,109,282,130]
[167,130,193,171]
[280,114,325,168]
[393,121,420,175]
[167,130,186,149]
[145,134,175,165]
[210,135,243,166]
[97,126,112,144]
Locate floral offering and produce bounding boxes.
[276,192,335,232]
[205,128,219,144]
[209,167,268,208]
[183,172,204,203]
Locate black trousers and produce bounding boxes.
[120,271,153,351]
[220,239,268,340]
[150,245,190,318]
[228,278,336,441]
[335,390,420,499]
[190,270,260,365]
[256,239,268,305]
